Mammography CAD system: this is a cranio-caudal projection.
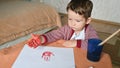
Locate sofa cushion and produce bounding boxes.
[0,1,61,45]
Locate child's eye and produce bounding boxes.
[76,20,81,22]
[68,18,72,20]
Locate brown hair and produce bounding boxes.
[66,0,93,19]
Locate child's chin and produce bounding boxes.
[72,28,77,31]
[71,28,76,30]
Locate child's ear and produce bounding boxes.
[86,17,92,24]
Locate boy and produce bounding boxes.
[27,0,99,50]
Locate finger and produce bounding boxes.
[31,34,35,38]
[29,43,33,48]
[30,40,35,48]
[36,38,41,45]
[29,39,36,48]
[32,40,39,48]
[27,41,33,47]
[31,34,39,39]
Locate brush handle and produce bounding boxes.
[99,29,120,46]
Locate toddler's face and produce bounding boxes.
[67,9,90,33]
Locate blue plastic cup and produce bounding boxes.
[87,38,103,62]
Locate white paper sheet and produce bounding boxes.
[12,44,75,68]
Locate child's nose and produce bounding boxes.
[71,21,75,26]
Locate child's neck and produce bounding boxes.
[74,31,80,36]
[74,28,84,35]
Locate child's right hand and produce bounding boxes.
[27,34,41,48]
[63,40,77,47]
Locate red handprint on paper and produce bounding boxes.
[42,51,54,61]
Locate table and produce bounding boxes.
[0,40,112,68]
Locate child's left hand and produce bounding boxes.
[62,40,77,47]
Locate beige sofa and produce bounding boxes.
[0,1,61,48]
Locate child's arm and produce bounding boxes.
[63,25,99,49]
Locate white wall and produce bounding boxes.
[40,0,120,23]
[91,0,120,23]
[40,0,70,13]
